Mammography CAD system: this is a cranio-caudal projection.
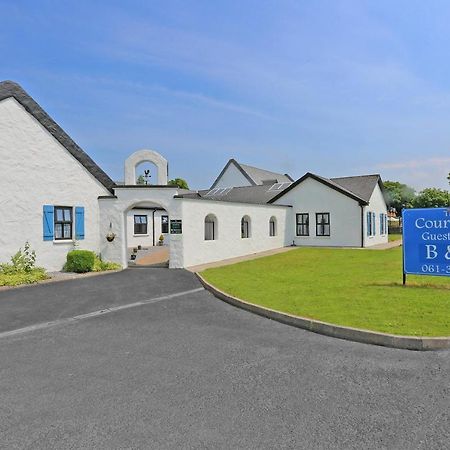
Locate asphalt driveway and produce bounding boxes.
[0,268,200,333]
[0,268,449,449]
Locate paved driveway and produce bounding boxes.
[0,268,200,333]
[0,268,449,449]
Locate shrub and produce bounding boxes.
[93,255,121,272]
[0,241,37,274]
[65,250,95,273]
[0,268,48,286]
[0,242,47,286]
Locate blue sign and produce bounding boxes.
[403,208,450,277]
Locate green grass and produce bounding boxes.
[388,234,402,242]
[0,268,48,287]
[201,247,450,336]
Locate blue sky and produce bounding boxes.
[1,0,450,190]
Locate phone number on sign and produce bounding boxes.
[421,264,450,274]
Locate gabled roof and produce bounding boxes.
[329,174,384,203]
[0,80,115,192]
[210,158,293,188]
[179,173,384,207]
[268,172,381,205]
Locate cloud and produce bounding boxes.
[377,157,450,170]
[376,157,450,190]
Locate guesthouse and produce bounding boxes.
[0,81,388,271]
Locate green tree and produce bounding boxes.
[168,178,189,189]
[413,188,450,208]
[383,181,415,214]
[136,175,145,185]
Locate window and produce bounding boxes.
[380,213,388,235]
[241,216,251,238]
[316,213,330,236]
[134,215,148,235]
[296,213,309,236]
[205,214,217,240]
[269,216,277,236]
[54,206,73,240]
[161,215,169,234]
[367,212,376,237]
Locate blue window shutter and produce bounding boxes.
[43,205,54,241]
[367,212,371,236]
[75,206,85,240]
[372,212,376,235]
[380,213,383,234]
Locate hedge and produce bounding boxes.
[65,250,96,273]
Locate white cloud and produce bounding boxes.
[376,157,450,190]
[377,157,450,170]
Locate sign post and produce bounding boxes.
[402,207,450,284]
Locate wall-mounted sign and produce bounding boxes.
[170,219,182,234]
[402,207,450,283]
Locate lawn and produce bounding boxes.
[388,234,402,242]
[201,247,450,336]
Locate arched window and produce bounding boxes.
[269,216,277,236]
[241,215,251,239]
[205,214,217,240]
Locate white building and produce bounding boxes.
[0,81,388,271]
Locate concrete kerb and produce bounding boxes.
[196,273,450,351]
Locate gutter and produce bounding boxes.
[152,209,156,246]
[360,204,365,248]
[359,203,364,248]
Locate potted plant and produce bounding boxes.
[106,231,116,242]
[106,222,116,242]
[158,234,164,246]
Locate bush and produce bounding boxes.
[65,250,96,273]
[93,255,121,272]
[0,242,47,286]
[0,268,48,286]
[0,241,37,274]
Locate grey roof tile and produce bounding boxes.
[238,162,293,185]
[210,159,293,188]
[330,174,381,203]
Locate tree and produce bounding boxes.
[413,188,450,208]
[168,178,189,189]
[136,175,145,185]
[383,181,415,214]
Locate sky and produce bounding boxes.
[1,0,450,190]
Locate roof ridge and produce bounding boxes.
[331,174,380,180]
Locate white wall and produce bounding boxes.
[0,98,110,271]
[99,187,183,268]
[126,209,169,248]
[363,183,388,247]
[213,162,252,188]
[178,198,290,267]
[274,177,363,247]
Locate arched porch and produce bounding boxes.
[98,186,183,268]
